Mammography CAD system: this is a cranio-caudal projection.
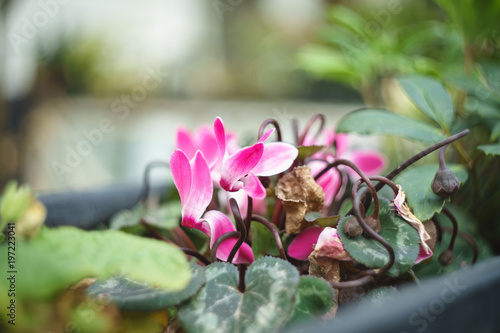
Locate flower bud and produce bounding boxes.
[344,217,363,238]
[431,167,460,198]
[364,215,381,234]
[16,199,47,238]
[438,249,454,266]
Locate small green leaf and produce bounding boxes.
[478,143,500,156]
[337,109,446,143]
[144,202,182,230]
[394,164,469,221]
[491,122,500,141]
[4,227,191,300]
[337,199,420,277]
[398,75,455,130]
[288,276,334,325]
[304,212,340,228]
[109,203,146,230]
[110,201,181,231]
[251,221,279,259]
[297,145,325,160]
[178,257,300,333]
[87,263,205,311]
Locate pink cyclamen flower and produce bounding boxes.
[212,117,298,200]
[288,226,350,261]
[305,130,386,207]
[170,149,254,264]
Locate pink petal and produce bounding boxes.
[216,237,255,264]
[335,133,349,157]
[316,168,341,208]
[287,227,324,260]
[252,142,298,177]
[195,126,219,166]
[226,132,239,155]
[182,151,213,227]
[346,150,386,177]
[176,127,196,159]
[170,149,191,206]
[226,190,249,218]
[220,143,264,191]
[214,117,226,160]
[199,210,236,248]
[313,227,351,260]
[258,128,275,143]
[241,173,267,200]
[415,243,433,264]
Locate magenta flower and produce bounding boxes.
[212,117,298,200]
[170,149,254,264]
[287,226,350,261]
[305,130,386,207]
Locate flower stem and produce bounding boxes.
[377,129,470,191]
[353,187,395,277]
[441,207,458,252]
[138,160,169,203]
[238,264,247,293]
[228,199,247,264]
[211,231,241,263]
[297,114,325,146]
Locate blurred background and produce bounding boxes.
[0,0,498,192]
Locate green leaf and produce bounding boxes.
[478,143,500,156]
[398,75,455,130]
[337,109,446,143]
[297,145,325,160]
[178,257,300,333]
[477,63,500,100]
[304,212,340,228]
[394,164,469,221]
[361,287,398,308]
[110,201,181,231]
[491,122,500,141]
[337,199,420,277]
[3,227,191,300]
[87,263,205,311]
[109,203,146,230]
[251,221,280,259]
[288,276,334,325]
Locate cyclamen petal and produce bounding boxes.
[258,128,275,143]
[181,151,213,227]
[252,142,299,177]
[288,227,324,260]
[241,173,267,200]
[393,185,433,264]
[311,227,351,260]
[200,210,254,264]
[170,150,191,206]
[216,237,255,264]
[214,117,226,160]
[220,143,264,191]
[176,127,196,160]
[348,150,386,177]
[200,210,236,248]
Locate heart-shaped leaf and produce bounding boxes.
[398,75,455,130]
[394,164,468,221]
[178,257,300,333]
[337,199,420,277]
[251,221,280,259]
[287,276,335,325]
[110,201,181,230]
[4,227,191,300]
[86,263,205,311]
[336,109,446,143]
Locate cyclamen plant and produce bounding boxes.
[102,113,471,332]
[0,110,477,333]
